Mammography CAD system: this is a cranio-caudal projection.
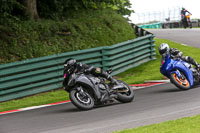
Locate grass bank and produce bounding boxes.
[114,114,200,133]
[0,38,200,112]
[0,9,135,64]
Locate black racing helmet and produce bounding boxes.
[64,58,77,74]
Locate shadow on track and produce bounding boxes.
[42,108,82,115]
[151,84,200,94]
[42,101,123,115]
[94,101,122,109]
[57,108,81,113]
[150,87,180,94]
[157,88,181,93]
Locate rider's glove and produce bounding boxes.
[84,69,90,74]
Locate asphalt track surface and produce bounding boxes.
[1,29,200,133]
[147,28,200,48]
[1,83,200,133]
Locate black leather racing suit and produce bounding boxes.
[169,48,199,67]
[75,63,115,83]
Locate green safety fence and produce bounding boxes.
[139,22,162,29]
[0,34,155,102]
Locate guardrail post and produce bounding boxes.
[101,47,108,71]
[149,35,156,59]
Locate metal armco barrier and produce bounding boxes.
[139,22,162,29]
[0,34,155,102]
[131,23,153,37]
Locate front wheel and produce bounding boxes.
[115,80,134,103]
[170,72,191,90]
[70,87,94,110]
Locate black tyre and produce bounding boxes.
[115,80,134,103]
[170,72,191,90]
[70,88,94,110]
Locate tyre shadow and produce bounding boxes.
[157,89,181,93]
[94,101,121,109]
[152,84,200,94]
[43,101,122,114]
[150,88,181,94]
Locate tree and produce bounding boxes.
[0,0,133,20]
[0,0,39,20]
[22,0,39,20]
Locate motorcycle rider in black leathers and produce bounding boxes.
[159,43,200,69]
[63,58,118,88]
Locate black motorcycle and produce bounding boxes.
[63,68,134,110]
[182,15,192,29]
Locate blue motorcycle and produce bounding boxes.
[160,54,200,90]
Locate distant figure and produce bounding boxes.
[181,8,192,28]
[165,17,170,22]
[181,8,192,19]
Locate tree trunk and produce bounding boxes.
[22,0,39,20]
[0,0,3,14]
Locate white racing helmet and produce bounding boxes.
[159,43,170,55]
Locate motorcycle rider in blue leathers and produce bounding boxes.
[159,43,200,69]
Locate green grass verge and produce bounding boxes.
[0,89,69,112]
[114,114,200,133]
[0,9,135,64]
[0,38,200,112]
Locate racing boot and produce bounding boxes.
[196,64,200,72]
[101,71,118,86]
[109,77,126,92]
[110,78,118,85]
[194,61,200,72]
[108,77,118,86]
[101,71,124,91]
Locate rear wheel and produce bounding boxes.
[115,80,134,103]
[170,72,190,90]
[70,87,94,110]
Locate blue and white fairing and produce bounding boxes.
[160,54,194,86]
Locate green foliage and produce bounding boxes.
[0,9,136,64]
[0,0,133,20]
[0,0,23,15]
[37,0,133,19]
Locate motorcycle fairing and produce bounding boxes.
[74,74,102,99]
[160,54,194,86]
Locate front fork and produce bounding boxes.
[171,69,194,86]
[76,86,87,97]
[171,70,184,79]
